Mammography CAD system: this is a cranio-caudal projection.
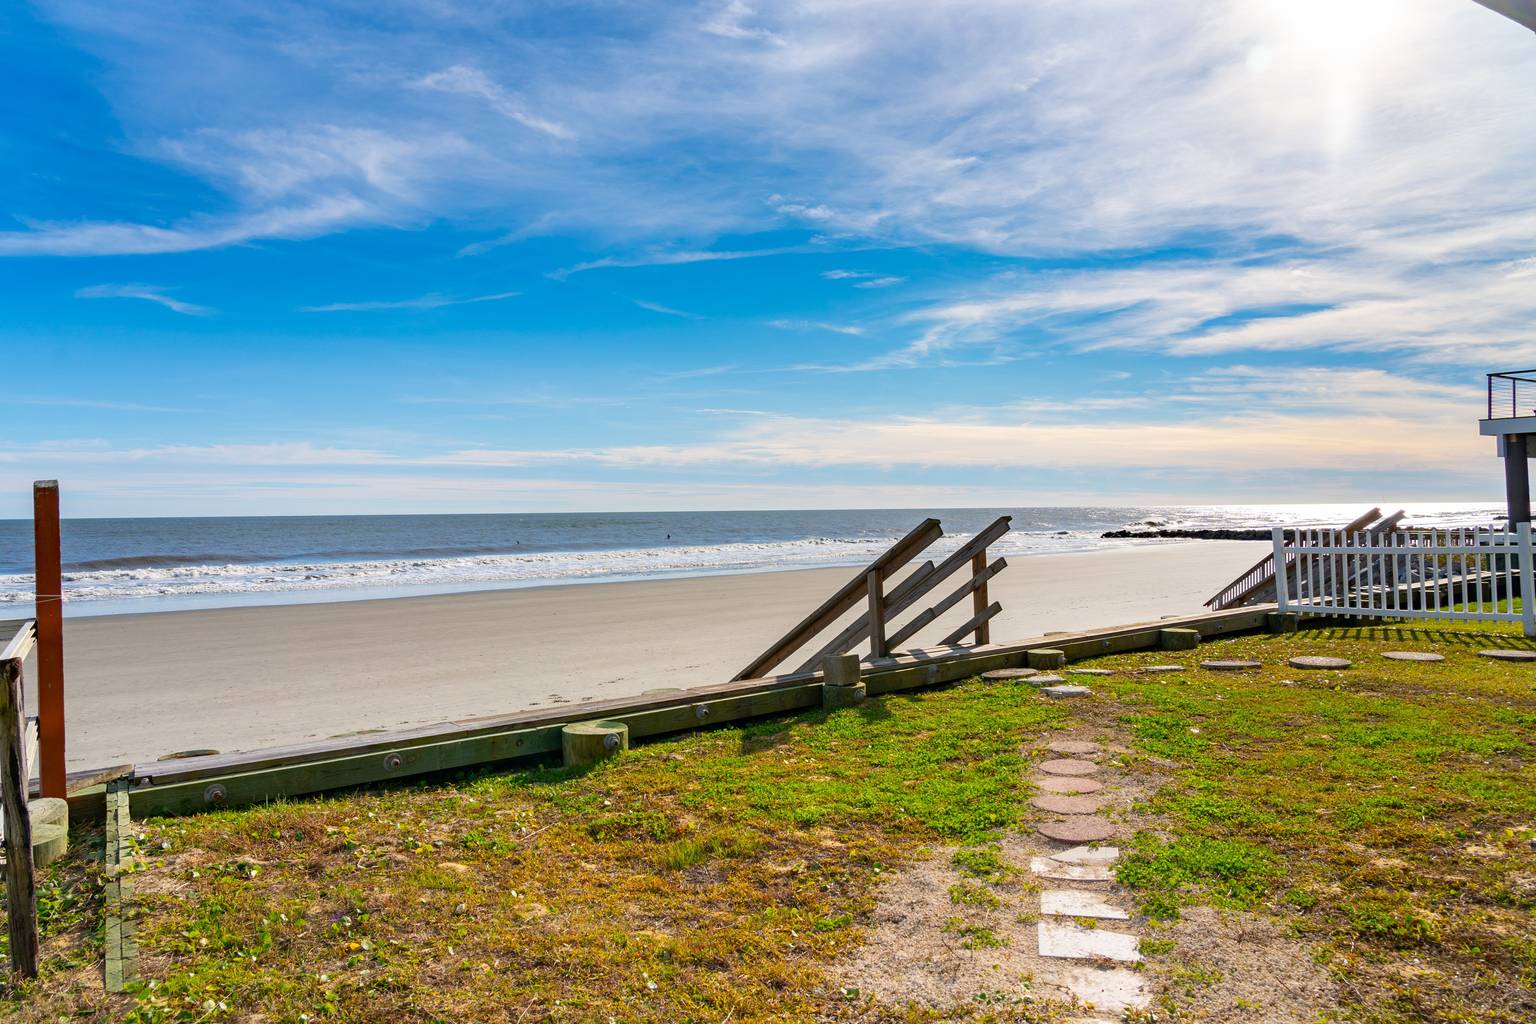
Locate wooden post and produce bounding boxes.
[866,569,887,658]
[970,549,991,645]
[1,657,39,979]
[34,481,65,799]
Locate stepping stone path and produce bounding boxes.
[1040,889,1129,920]
[1044,740,1100,755]
[1042,685,1093,699]
[1039,758,1099,776]
[1037,818,1115,843]
[1479,649,1536,662]
[981,667,1039,681]
[1200,659,1263,671]
[1037,776,1103,794]
[1066,668,1114,676]
[1038,919,1141,962]
[1024,729,1150,1014]
[1031,794,1103,814]
[1140,664,1184,673]
[1030,674,1067,685]
[1288,655,1352,670]
[1382,651,1445,662]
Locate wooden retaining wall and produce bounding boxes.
[74,605,1275,820]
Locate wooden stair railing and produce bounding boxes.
[735,516,1013,680]
[1205,507,1385,610]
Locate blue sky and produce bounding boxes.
[3,0,1535,516]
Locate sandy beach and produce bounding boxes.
[22,540,1264,771]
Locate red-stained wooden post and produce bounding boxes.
[33,481,65,799]
[971,549,991,645]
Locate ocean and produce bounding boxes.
[0,503,1504,617]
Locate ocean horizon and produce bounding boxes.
[0,501,1504,617]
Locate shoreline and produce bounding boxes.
[18,541,1268,770]
[11,536,1243,620]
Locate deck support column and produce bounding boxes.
[1506,435,1531,526]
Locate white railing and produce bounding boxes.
[1273,525,1536,637]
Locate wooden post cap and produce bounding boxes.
[561,720,629,768]
[822,654,862,687]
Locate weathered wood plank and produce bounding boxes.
[792,559,935,672]
[1,657,38,978]
[120,604,1277,814]
[794,517,1013,672]
[733,518,942,680]
[887,557,1006,650]
[866,569,888,658]
[0,621,35,663]
[971,550,991,645]
[939,602,1001,646]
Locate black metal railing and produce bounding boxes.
[1487,370,1536,420]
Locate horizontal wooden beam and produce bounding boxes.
[116,603,1278,818]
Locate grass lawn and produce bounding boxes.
[5,619,1536,1023]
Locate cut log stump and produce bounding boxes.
[1027,648,1067,670]
[561,720,629,768]
[1159,628,1200,651]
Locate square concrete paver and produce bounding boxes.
[1037,920,1142,962]
[1040,889,1130,920]
[1029,857,1113,882]
[1055,965,1150,1013]
[1052,845,1119,866]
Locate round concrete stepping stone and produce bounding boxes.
[981,667,1038,681]
[1288,656,1352,670]
[1382,651,1445,663]
[1200,659,1263,671]
[1037,818,1115,843]
[1140,665,1183,673]
[1044,740,1100,755]
[1038,758,1099,776]
[1036,775,1104,794]
[1031,794,1103,814]
[1066,668,1113,676]
[1479,649,1536,662]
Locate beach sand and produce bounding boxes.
[26,540,1264,770]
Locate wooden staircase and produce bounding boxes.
[1204,508,1406,610]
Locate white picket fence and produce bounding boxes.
[1272,524,1536,636]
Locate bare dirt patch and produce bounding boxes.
[1147,906,1338,1024]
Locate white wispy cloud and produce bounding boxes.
[634,299,704,319]
[75,283,212,316]
[413,65,572,140]
[701,2,785,45]
[551,245,814,279]
[766,319,864,336]
[301,291,519,313]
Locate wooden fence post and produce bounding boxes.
[866,568,887,658]
[34,481,65,800]
[1,656,39,979]
[971,549,991,645]
[1271,528,1290,614]
[1520,522,1535,639]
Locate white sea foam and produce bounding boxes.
[0,530,1125,605]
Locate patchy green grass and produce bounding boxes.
[1097,622,1536,1024]
[5,677,1064,1023]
